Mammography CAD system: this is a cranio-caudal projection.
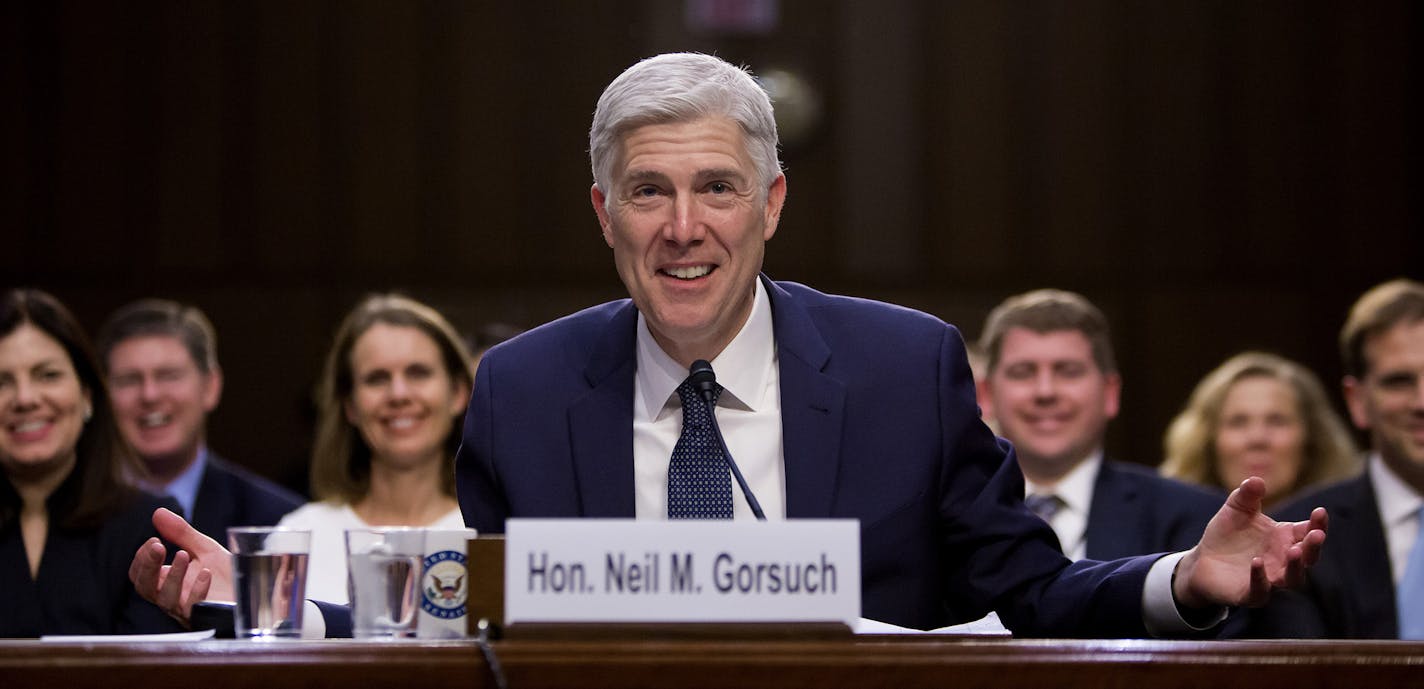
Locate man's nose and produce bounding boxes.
[140,377,162,400]
[663,194,707,245]
[1032,371,1057,399]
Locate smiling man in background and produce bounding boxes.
[98,299,302,541]
[977,289,1222,561]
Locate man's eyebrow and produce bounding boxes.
[694,168,750,184]
[621,169,670,186]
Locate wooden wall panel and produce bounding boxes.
[5,0,1419,489]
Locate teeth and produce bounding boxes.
[140,413,171,428]
[665,265,712,279]
[13,420,48,433]
[387,418,416,430]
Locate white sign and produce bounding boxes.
[505,519,859,625]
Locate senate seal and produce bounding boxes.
[421,550,469,619]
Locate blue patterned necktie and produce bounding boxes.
[1398,506,1424,639]
[1024,494,1063,523]
[667,377,732,519]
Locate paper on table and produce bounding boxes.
[40,629,217,643]
[854,612,1012,636]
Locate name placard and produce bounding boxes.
[505,519,859,625]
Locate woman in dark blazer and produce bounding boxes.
[0,288,181,637]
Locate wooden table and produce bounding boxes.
[3,637,1422,689]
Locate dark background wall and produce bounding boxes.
[5,1,1420,494]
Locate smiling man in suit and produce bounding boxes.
[1252,278,1424,638]
[98,299,303,542]
[976,289,1223,561]
[448,52,1329,636]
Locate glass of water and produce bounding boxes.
[346,528,425,639]
[227,527,310,639]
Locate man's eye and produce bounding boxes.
[1003,365,1034,380]
[1376,373,1418,391]
[633,186,660,198]
[708,182,730,194]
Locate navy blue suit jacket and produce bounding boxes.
[1248,472,1395,638]
[1084,462,1222,561]
[456,277,1164,636]
[188,455,304,543]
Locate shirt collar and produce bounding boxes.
[143,445,209,520]
[1026,450,1103,516]
[635,278,776,421]
[1370,451,1424,528]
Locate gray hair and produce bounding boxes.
[589,53,782,206]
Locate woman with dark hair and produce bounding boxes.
[277,294,475,603]
[0,288,182,636]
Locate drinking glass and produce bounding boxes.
[227,527,310,639]
[346,528,425,639]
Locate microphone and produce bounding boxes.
[689,359,766,521]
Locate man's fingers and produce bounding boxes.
[1225,477,1267,515]
[153,507,222,555]
[1246,556,1269,607]
[128,537,165,590]
[159,550,191,613]
[189,568,213,605]
[1279,544,1307,590]
[1300,528,1326,569]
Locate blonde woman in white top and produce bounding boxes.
[279,294,474,603]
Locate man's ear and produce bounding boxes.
[591,184,614,248]
[1342,376,1371,430]
[1102,372,1122,421]
[201,365,224,413]
[761,174,787,241]
[976,377,995,421]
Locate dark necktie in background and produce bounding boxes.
[1024,493,1064,523]
[667,376,732,519]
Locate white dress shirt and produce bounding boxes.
[633,278,785,520]
[1025,452,1103,561]
[1369,453,1424,585]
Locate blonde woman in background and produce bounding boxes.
[1161,351,1359,511]
[277,294,475,603]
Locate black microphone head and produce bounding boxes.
[689,359,718,401]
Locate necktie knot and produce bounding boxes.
[676,378,722,423]
[1024,493,1063,523]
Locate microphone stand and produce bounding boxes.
[698,390,767,521]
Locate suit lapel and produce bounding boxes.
[1084,462,1142,559]
[1338,475,1398,637]
[765,278,846,519]
[190,459,227,538]
[567,302,639,518]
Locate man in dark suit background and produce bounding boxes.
[1252,278,1424,638]
[98,300,303,542]
[128,52,1326,639]
[975,289,1222,561]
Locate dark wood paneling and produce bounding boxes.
[6,0,1420,489]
